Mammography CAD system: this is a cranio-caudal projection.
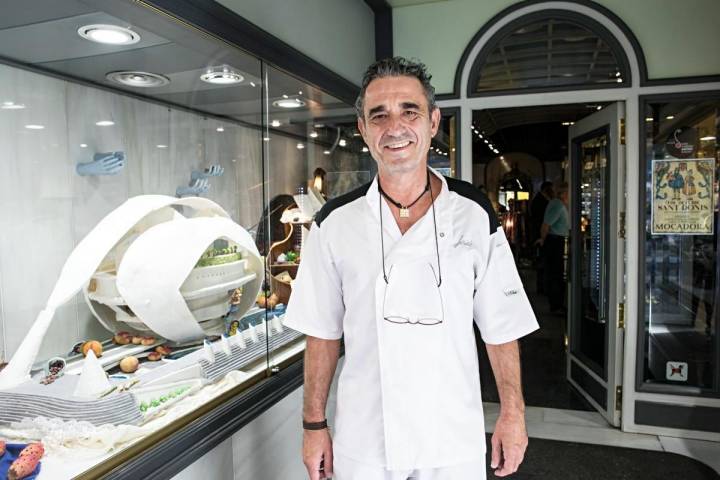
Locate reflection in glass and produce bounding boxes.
[643,99,718,391]
[572,134,608,375]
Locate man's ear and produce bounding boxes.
[357,116,366,138]
[430,107,441,137]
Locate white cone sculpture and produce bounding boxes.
[73,350,111,398]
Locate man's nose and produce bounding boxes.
[385,114,407,136]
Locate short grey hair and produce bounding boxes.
[355,57,436,119]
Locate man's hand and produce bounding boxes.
[303,428,334,480]
[490,411,528,477]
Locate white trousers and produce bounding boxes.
[333,452,487,480]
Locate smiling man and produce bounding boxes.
[284,57,539,480]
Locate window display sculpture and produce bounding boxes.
[0,195,263,391]
[76,151,126,176]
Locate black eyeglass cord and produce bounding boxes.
[379,169,442,287]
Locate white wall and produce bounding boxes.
[218,0,375,85]
[393,0,720,94]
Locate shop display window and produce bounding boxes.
[640,94,719,395]
[0,1,365,477]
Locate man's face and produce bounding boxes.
[357,76,440,175]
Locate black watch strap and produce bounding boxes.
[303,419,328,430]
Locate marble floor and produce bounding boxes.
[483,402,720,477]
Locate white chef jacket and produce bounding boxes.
[284,168,538,471]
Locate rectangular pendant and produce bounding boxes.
[399,208,410,218]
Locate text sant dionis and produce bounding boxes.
[651,158,715,235]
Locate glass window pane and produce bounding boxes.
[471,15,628,94]
[642,97,719,391]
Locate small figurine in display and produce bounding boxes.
[176,178,210,197]
[76,151,125,176]
[191,164,224,181]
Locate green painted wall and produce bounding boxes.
[393,0,720,94]
[218,0,375,86]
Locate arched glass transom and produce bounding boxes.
[468,10,631,95]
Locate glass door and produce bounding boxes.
[567,102,625,426]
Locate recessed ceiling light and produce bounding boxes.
[451,148,455,152]
[362,146,369,152]
[484,139,489,144]
[106,71,170,88]
[216,126,225,132]
[157,144,168,149]
[500,156,505,160]
[297,143,305,149]
[78,24,140,45]
[323,150,331,155]
[314,124,325,128]
[200,65,244,85]
[700,136,716,141]
[298,91,303,95]
[271,120,281,127]
[95,120,114,126]
[249,82,256,87]
[309,131,318,138]
[273,98,306,109]
[645,117,654,122]
[665,115,675,120]
[25,124,44,130]
[616,78,623,83]
[353,132,361,137]
[596,106,602,110]
[80,143,88,148]
[479,134,483,139]
[282,94,289,99]
[615,71,621,77]
[339,139,347,147]
[1,101,25,110]
[263,137,270,141]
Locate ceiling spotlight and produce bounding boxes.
[665,115,675,120]
[479,134,483,139]
[263,137,270,141]
[80,143,88,148]
[339,139,347,147]
[95,120,115,126]
[249,82,256,87]
[273,97,305,108]
[451,148,455,152]
[270,120,281,127]
[616,78,623,83]
[216,127,225,132]
[106,71,170,88]
[156,144,168,149]
[362,146,369,153]
[596,106,602,111]
[309,131,318,138]
[200,65,244,85]
[1,101,25,110]
[493,149,499,154]
[25,124,45,130]
[78,24,141,45]
[323,150,331,155]
[615,71,621,77]
[353,132,361,137]
[297,143,305,149]
[700,136,716,141]
[645,117,654,122]
[484,139,489,144]
[500,156,505,160]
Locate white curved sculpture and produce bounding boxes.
[0,195,262,389]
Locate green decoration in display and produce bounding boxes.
[195,246,243,267]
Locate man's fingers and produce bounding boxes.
[305,456,322,480]
[490,434,502,469]
[324,448,334,478]
[493,445,524,477]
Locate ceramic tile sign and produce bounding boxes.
[666,361,688,382]
[651,158,715,235]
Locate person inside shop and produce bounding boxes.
[529,181,554,295]
[284,56,539,480]
[536,182,569,314]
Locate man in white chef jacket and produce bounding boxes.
[284,57,539,480]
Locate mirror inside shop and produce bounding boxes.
[0,1,448,476]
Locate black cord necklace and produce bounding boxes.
[379,169,442,287]
[378,173,430,218]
